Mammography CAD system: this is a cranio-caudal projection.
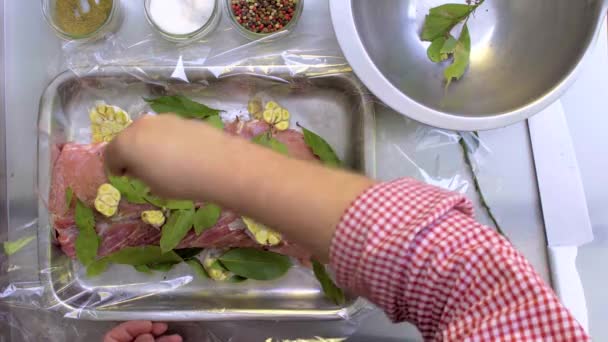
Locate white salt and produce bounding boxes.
[148,0,215,35]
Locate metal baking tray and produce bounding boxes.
[37,66,376,321]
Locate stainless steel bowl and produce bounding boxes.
[331,0,608,130]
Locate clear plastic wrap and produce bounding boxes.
[2,1,512,341]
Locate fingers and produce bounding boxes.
[156,335,183,342]
[104,114,153,177]
[104,321,179,342]
[133,334,155,342]
[151,322,169,336]
[104,321,153,342]
[104,131,131,177]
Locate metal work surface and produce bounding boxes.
[1,0,607,341]
[37,66,374,321]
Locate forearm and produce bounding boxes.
[106,115,374,261]
[331,178,589,340]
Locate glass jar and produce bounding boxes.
[224,0,304,41]
[41,0,123,41]
[144,0,220,44]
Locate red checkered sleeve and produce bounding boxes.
[330,178,589,341]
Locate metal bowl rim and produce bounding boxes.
[330,0,608,131]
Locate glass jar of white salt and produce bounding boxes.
[144,0,220,43]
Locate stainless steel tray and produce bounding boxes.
[37,66,376,321]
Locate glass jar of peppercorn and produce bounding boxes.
[225,0,304,40]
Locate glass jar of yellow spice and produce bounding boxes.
[42,0,122,41]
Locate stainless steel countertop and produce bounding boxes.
[1,0,606,341]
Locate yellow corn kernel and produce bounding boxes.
[242,217,282,246]
[141,210,166,228]
[89,103,132,143]
[94,183,121,217]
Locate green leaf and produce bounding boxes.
[130,178,149,196]
[134,264,152,274]
[299,125,342,167]
[108,175,149,204]
[74,200,99,267]
[440,35,458,54]
[226,275,248,283]
[444,24,471,88]
[185,258,209,279]
[421,14,456,41]
[86,259,109,277]
[175,248,203,260]
[205,114,224,130]
[164,200,194,210]
[421,4,475,42]
[65,187,74,209]
[105,246,182,265]
[252,133,289,156]
[312,260,346,305]
[193,204,221,235]
[429,4,474,19]
[148,262,178,272]
[144,195,194,210]
[144,95,221,120]
[143,194,164,207]
[218,248,292,281]
[85,247,181,277]
[160,209,195,253]
[163,200,194,210]
[427,37,448,63]
[3,235,35,256]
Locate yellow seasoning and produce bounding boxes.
[242,217,282,246]
[247,98,264,120]
[94,183,121,217]
[90,102,132,143]
[262,101,290,131]
[203,255,231,281]
[141,210,166,228]
[54,0,113,37]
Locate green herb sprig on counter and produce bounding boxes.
[458,134,506,238]
[422,1,484,88]
[3,236,35,256]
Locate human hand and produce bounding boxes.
[105,113,374,262]
[103,321,182,342]
[104,114,234,200]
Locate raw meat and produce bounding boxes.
[48,120,315,262]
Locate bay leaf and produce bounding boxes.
[219,248,291,281]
